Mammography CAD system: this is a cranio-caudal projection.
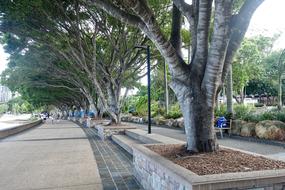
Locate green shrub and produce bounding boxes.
[135,96,148,116]
[254,103,264,107]
[215,104,227,117]
[276,111,285,122]
[151,101,165,117]
[234,104,254,119]
[243,113,260,122]
[165,103,182,119]
[0,103,8,114]
[259,111,277,121]
[242,109,285,123]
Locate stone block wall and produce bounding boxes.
[0,119,42,139]
[132,144,285,190]
[133,147,192,190]
[95,125,125,140]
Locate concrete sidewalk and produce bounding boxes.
[0,120,102,190]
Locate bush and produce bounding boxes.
[215,104,254,119]
[234,104,254,120]
[276,111,285,122]
[259,111,277,121]
[151,101,165,117]
[135,96,148,116]
[0,103,8,114]
[254,103,264,107]
[215,104,227,117]
[243,113,260,123]
[165,103,182,119]
[129,95,165,117]
[242,108,285,123]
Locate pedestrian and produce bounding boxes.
[51,113,54,124]
[57,113,60,122]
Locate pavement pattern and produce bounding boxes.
[83,128,142,190]
[0,120,103,190]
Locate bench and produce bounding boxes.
[214,119,232,138]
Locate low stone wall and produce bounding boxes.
[133,144,285,190]
[95,125,136,140]
[121,115,184,128]
[0,119,42,139]
[232,119,285,141]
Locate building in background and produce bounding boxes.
[0,86,12,103]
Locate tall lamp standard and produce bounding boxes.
[135,45,151,134]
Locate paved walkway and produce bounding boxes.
[0,120,103,190]
[83,128,142,190]
[127,122,285,161]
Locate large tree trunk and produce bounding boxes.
[174,82,218,152]
[106,84,121,124]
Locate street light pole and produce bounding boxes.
[146,46,151,134]
[135,45,151,134]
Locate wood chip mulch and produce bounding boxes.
[147,144,285,175]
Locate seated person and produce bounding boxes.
[216,116,227,128]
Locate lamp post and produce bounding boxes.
[135,45,151,134]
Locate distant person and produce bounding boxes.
[51,114,54,124]
[57,113,60,122]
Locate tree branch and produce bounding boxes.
[89,0,142,26]
[202,0,233,106]
[172,0,193,22]
[221,0,264,83]
[170,3,182,56]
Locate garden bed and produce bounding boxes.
[148,144,285,175]
[133,143,285,190]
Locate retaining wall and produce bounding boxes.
[133,144,285,190]
[0,119,42,139]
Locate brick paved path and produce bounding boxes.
[83,127,142,190]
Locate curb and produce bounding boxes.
[0,119,42,139]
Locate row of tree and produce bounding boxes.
[0,0,265,152]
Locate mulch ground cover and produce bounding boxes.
[147,144,285,175]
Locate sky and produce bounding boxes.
[0,0,285,76]
[246,0,285,49]
[0,45,8,74]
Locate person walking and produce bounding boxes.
[50,113,54,124]
[57,113,60,123]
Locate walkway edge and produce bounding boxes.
[0,119,42,139]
